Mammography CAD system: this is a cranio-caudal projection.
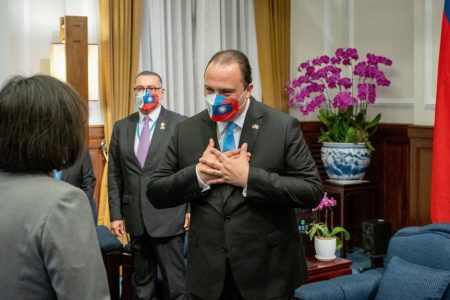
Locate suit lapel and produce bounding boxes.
[128,113,142,169]
[238,98,264,153]
[200,111,220,150]
[223,98,265,205]
[200,111,226,213]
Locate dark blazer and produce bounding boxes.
[109,106,188,237]
[62,146,96,201]
[147,98,322,299]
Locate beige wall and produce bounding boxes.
[290,0,444,126]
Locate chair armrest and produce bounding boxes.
[96,225,122,252]
[363,267,384,277]
[295,273,382,300]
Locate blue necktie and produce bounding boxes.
[222,122,237,152]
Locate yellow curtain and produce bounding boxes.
[97,0,143,244]
[254,0,291,113]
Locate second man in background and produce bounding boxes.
[108,71,189,300]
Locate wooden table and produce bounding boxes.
[306,256,352,283]
[322,180,378,258]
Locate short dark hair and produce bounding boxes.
[135,71,163,85]
[205,49,252,87]
[0,75,87,172]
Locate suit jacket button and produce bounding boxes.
[222,246,228,253]
[224,216,231,222]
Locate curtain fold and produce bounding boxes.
[97,0,143,242]
[139,0,262,117]
[254,0,290,112]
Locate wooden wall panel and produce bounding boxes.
[88,125,106,208]
[369,125,410,232]
[300,122,410,234]
[408,126,433,225]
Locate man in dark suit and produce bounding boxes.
[58,145,98,221]
[109,71,189,300]
[61,146,96,200]
[147,50,323,299]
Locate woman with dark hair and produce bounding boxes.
[0,75,109,299]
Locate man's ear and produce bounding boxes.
[245,83,254,96]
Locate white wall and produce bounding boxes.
[1,0,102,125]
[0,0,10,84]
[290,0,443,126]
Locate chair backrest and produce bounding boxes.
[385,223,450,299]
[386,223,450,271]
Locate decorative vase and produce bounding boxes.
[314,237,337,262]
[321,142,371,181]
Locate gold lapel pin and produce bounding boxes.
[160,122,166,130]
[252,124,259,129]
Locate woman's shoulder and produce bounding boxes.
[1,172,86,204]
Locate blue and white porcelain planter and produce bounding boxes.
[321,142,371,181]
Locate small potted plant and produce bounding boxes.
[307,193,350,261]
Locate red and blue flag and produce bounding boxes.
[431,0,450,222]
[141,92,158,110]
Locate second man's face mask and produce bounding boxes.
[135,91,160,112]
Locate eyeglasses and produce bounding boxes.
[134,86,163,94]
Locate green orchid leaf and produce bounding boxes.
[307,222,350,243]
[366,141,375,152]
[331,227,351,241]
[344,127,356,142]
[365,113,381,131]
[355,110,366,124]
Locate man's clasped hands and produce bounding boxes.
[197,138,251,188]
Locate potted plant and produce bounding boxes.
[307,193,350,261]
[287,48,393,180]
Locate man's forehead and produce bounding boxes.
[136,75,160,85]
[205,63,243,86]
[207,61,239,72]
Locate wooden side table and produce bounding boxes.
[322,180,378,258]
[306,257,352,283]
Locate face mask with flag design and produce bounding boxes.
[204,94,242,122]
[135,91,159,112]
